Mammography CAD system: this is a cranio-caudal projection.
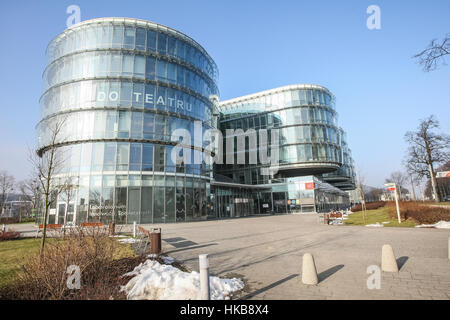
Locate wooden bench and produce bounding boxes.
[328,212,344,224]
[81,222,104,228]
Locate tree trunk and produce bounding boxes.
[410,176,416,201]
[429,163,441,203]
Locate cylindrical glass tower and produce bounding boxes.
[37,18,219,224]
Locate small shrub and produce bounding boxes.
[351,201,386,212]
[386,201,450,224]
[0,227,144,300]
[0,217,19,224]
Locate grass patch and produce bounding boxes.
[0,236,136,289]
[344,207,418,228]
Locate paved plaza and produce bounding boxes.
[11,215,450,299]
[144,214,450,300]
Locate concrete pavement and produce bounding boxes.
[141,214,450,300]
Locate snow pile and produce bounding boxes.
[415,221,450,229]
[121,259,244,300]
[365,222,384,227]
[161,256,175,264]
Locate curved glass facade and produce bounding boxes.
[38,18,218,225]
[37,18,356,224]
[217,85,342,184]
[212,85,354,216]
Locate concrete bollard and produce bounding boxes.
[301,253,319,285]
[133,221,137,238]
[199,254,210,300]
[381,244,398,272]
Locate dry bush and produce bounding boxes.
[0,217,19,224]
[351,201,386,212]
[386,201,450,224]
[0,227,145,300]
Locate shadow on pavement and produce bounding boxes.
[397,256,409,271]
[241,274,299,299]
[318,264,344,283]
[164,242,218,254]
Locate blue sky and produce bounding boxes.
[0,0,449,187]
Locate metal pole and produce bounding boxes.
[394,184,401,224]
[199,254,210,300]
[133,221,137,238]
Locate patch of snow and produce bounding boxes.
[118,238,140,244]
[382,222,390,224]
[365,222,384,227]
[121,259,244,300]
[415,220,450,229]
[161,256,175,264]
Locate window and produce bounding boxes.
[153,175,165,223]
[157,60,167,80]
[154,144,165,172]
[145,57,156,79]
[134,55,145,78]
[154,115,166,139]
[156,86,167,111]
[120,82,132,105]
[135,28,146,50]
[122,54,133,76]
[167,62,176,83]
[124,27,135,49]
[157,33,167,54]
[142,144,153,171]
[144,84,155,109]
[130,112,142,138]
[132,83,144,108]
[118,111,130,138]
[116,143,129,171]
[176,39,185,59]
[112,25,124,48]
[167,36,176,56]
[129,143,141,171]
[105,112,117,138]
[103,142,116,171]
[147,29,156,51]
[143,113,154,139]
[110,53,121,76]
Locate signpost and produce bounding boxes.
[385,183,401,223]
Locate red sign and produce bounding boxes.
[387,187,396,191]
[305,182,315,190]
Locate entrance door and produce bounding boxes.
[57,203,66,225]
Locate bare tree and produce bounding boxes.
[404,115,449,203]
[59,175,78,226]
[413,35,450,72]
[18,178,41,210]
[29,118,67,254]
[357,169,367,223]
[0,171,15,216]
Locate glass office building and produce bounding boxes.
[38,17,218,224]
[37,18,355,225]
[213,85,355,217]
